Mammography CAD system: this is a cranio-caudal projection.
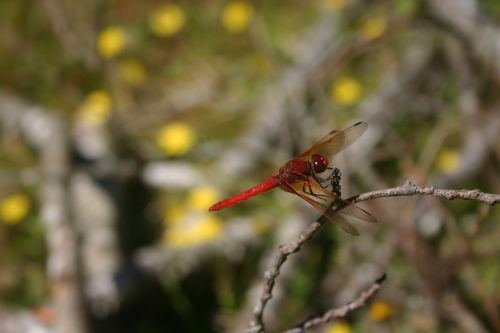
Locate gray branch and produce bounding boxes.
[352,180,500,205]
[282,274,386,333]
[248,180,499,332]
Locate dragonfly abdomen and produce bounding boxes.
[208,176,279,211]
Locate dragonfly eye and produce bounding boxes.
[311,154,328,173]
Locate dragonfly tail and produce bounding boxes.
[209,176,279,211]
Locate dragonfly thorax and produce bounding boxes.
[311,154,329,173]
[277,159,310,186]
[279,159,309,175]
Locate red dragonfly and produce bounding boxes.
[209,122,377,235]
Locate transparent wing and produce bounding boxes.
[281,171,377,235]
[296,122,368,161]
[281,180,360,235]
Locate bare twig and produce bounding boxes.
[283,274,387,333]
[248,180,499,332]
[351,180,500,205]
[248,220,327,333]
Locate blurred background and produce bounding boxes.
[0,0,499,332]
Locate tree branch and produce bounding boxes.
[283,274,387,333]
[248,220,327,333]
[350,180,500,205]
[248,180,499,332]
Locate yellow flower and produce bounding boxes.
[97,26,126,59]
[193,215,222,242]
[157,122,196,156]
[321,0,346,11]
[187,186,219,212]
[330,77,362,106]
[360,16,387,40]
[325,321,351,333]
[436,149,460,174]
[163,205,187,225]
[0,193,30,224]
[120,58,146,86]
[77,90,113,124]
[150,4,186,37]
[221,1,254,33]
[164,215,223,248]
[164,227,188,247]
[369,300,393,321]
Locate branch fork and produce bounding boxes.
[249,181,499,332]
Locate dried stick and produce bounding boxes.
[283,274,387,333]
[248,219,327,333]
[248,180,499,332]
[351,180,500,205]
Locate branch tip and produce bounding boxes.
[375,273,387,284]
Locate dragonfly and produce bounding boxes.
[209,121,377,235]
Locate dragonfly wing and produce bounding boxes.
[282,170,376,226]
[332,213,361,235]
[311,183,377,223]
[336,201,377,223]
[297,121,368,160]
[281,176,360,235]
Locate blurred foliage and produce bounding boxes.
[0,0,499,333]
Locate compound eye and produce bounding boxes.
[312,154,328,173]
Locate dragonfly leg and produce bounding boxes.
[313,168,342,195]
[311,173,329,189]
[311,167,340,194]
[301,183,330,201]
[301,183,332,201]
[324,167,335,180]
[328,168,341,196]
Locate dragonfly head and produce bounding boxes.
[311,154,329,173]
